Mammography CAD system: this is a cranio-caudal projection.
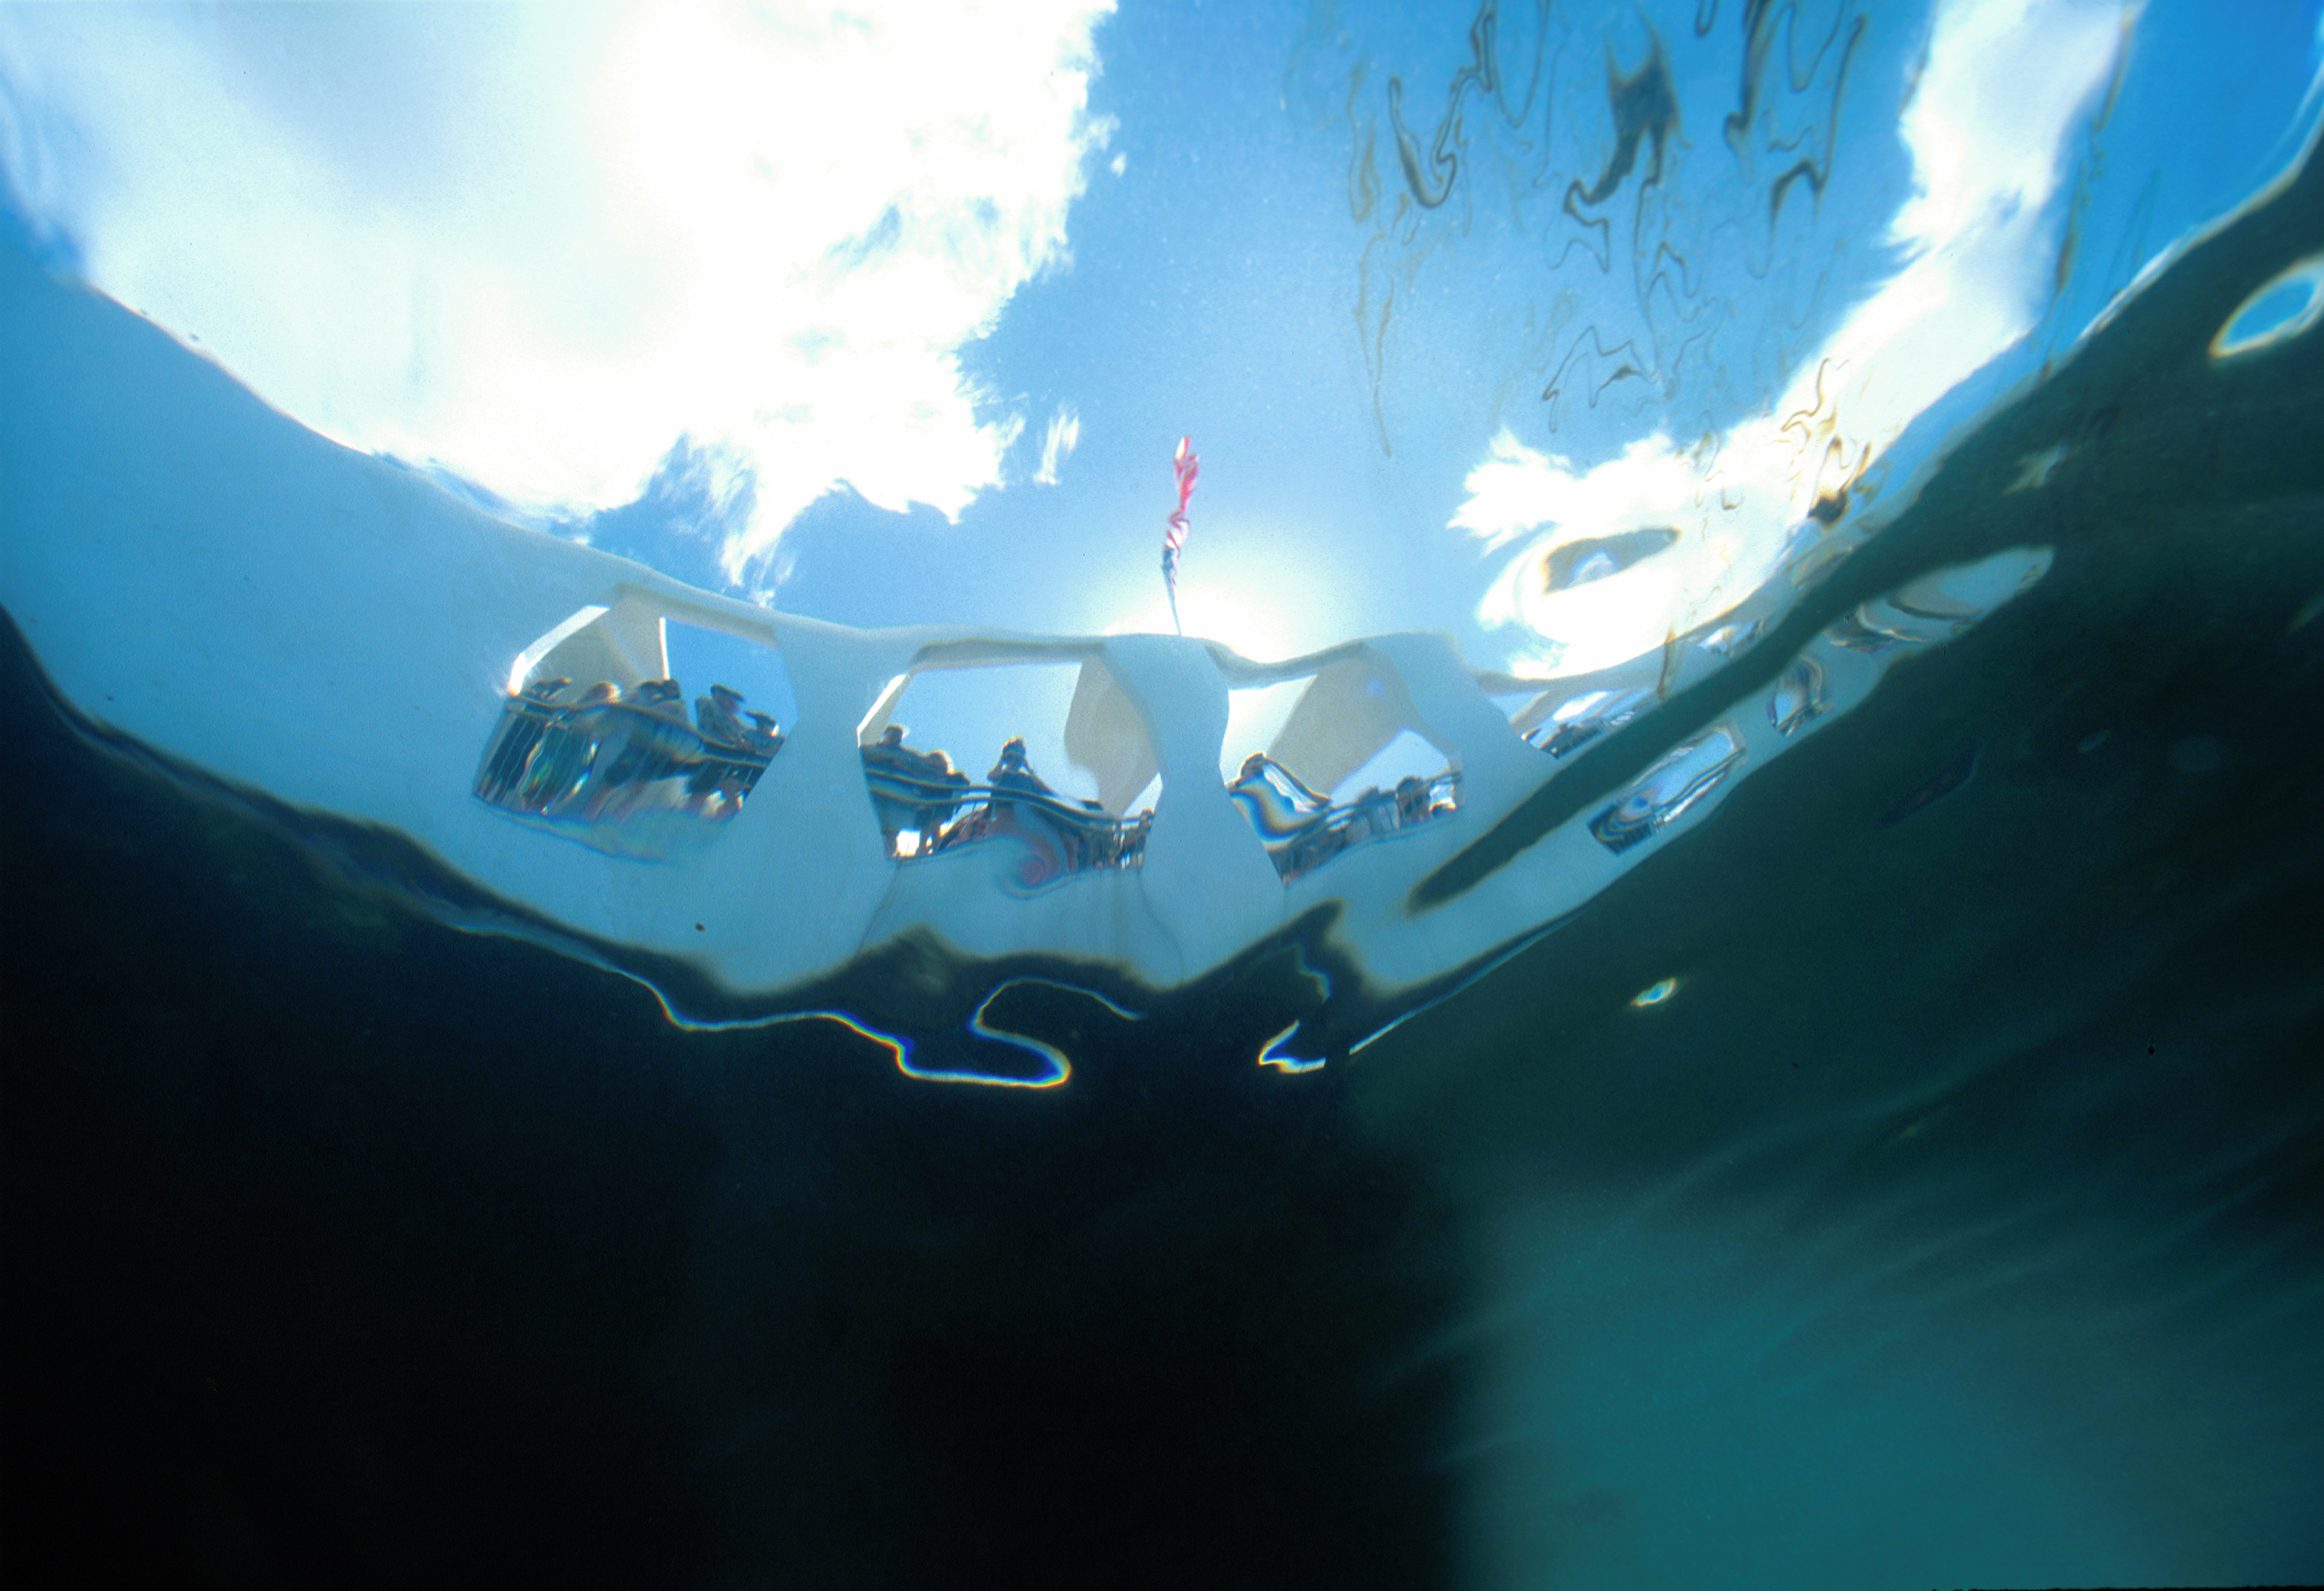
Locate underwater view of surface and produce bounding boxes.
[5,1,2324,1586]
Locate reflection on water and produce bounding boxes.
[474,673,784,839]
[1588,726,1744,853]
[1230,750,1462,881]
[1765,657,1829,736]
[1337,0,2138,681]
[2214,250,2324,355]
[1514,685,1654,757]
[867,729,1153,887]
[6,1,2324,1586]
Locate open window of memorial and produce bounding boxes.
[476,593,798,840]
[857,645,1161,885]
[1220,651,1462,883]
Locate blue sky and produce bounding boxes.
[4,0,2320,686]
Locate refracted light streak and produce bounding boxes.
[2211,251,2324,359]
[659,1002,921,1076]
[1258,1022,1328,1073]
[909,975,1148,1089]
[810,1010,915,1073]
[635,987,1091,1091]
[1630,977,1680,1007]
[1349,911,1582,1058]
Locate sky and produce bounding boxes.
[4,0,2321,706]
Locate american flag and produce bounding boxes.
[1162,436,1198,635]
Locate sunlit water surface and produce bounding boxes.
[5,3,2323,1587]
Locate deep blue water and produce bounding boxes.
[6,130,2324,1590]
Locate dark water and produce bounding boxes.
[8,129,2324,1591]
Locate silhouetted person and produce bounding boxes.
[859,724,963,854]
[862,723,914,773]
[863,724,923,847]
[986,736,1052,796]
[632,678,685,718]
[696,683,748,747]
[1395,775,1431,827]
[681,685,758,810]
[743,710,783,758]
[911,745,968,841]
[985,737,1086,876]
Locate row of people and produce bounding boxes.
[482,689,1450,879]
[862,727,1150,875]
[1228,752,1459,881]
[476,675,783,822]
[863,731,1452,883]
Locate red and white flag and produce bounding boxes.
[1162,436,1198,635]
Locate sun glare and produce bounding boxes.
[1111,586,1303,664]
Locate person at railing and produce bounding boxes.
[1394,775,1433,828]
[687,682,747,812]
[981,736,1064,866]
[584,678,696,819]
[986,736,1049,796]
[862,724,970,854]
[860,724,920,846]
[695,682,748,748]
[1241,752,1470,879]
[742,710,784,763]
[982,736,1111,878]
[687,684,781,813]
[518,680,619,813]
[911,744,969,840]
[478,676,572,802]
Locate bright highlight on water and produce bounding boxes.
[3,3,2321,1586]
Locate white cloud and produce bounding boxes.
[1033,404,1080,485]
[0,0,1116,582]
[1460,0,2127,676]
